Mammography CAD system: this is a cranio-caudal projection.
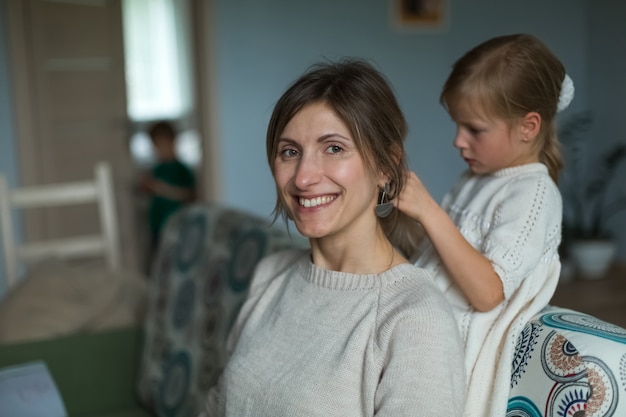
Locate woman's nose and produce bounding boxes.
[294,154,322,189]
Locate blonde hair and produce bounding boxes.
[266,58,422,257]
[440,34,566,181]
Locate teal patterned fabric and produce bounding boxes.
[136,203,306,417]
[508,305,626,417]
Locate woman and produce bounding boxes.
[201,58,465,417]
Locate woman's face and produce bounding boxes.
[273,101,381,240]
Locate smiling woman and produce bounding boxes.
[199,58,466,417]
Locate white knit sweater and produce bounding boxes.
[201,249,465,416]
[414,163,562,417]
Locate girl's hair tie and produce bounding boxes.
[557,74,575,112]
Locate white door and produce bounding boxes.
[7,0,140,271]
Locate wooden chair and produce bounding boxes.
[0,162,121,288]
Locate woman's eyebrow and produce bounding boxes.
[317,132,351,142]
[277,137,298,145]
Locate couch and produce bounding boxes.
[0,202,625,417]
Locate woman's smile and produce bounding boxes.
[297,194,337,208]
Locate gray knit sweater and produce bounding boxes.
[201,249,465,416]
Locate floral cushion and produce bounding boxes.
[508,305,626,416]
[135,203,306,417]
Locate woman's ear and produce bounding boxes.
[377,174,390,190]
[520,112,542,142]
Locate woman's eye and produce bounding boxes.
[280,148,299,158]
[326,145,343,154]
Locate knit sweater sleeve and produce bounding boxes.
[374,270,466,416]
[201,249,306,417]
[484,174,562,299]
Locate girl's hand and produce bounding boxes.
[397,171,504,311]
[395,170,437,223]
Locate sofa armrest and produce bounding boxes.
[508,305,626,416]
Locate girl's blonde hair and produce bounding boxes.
[440,34,566,182]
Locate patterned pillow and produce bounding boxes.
[508,306,626,416]
[136,203,305,417]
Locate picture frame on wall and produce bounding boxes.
[390,0,449,33]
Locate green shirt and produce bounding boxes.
[149,160,195,237]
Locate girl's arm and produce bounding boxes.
[396,171,503,312]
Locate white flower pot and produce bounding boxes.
[569,239,616,279]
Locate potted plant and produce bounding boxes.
[558,112,626,279]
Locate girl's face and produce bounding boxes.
[273,101,381,241]
[449,99,539,174]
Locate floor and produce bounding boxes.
[550,262,626,328]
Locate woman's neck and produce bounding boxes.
[309,227,406,275]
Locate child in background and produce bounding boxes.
[140,120,196,254]
[396,33,573,417]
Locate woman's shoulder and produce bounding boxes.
[379,264,454,318]
[257,248,308,271]
[375,264,460,345]
[248,248,308,291]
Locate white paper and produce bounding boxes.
[0,361,67,417]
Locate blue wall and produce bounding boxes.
[0,2,17,185]
[0,0,19,297]
[587,0,626,260]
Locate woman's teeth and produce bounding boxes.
[299,195,335,208]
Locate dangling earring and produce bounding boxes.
[375,183,393,218]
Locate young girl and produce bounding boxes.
[396,34,573,417]
[201,58,465,416]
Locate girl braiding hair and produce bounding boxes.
[396,33,573,417]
